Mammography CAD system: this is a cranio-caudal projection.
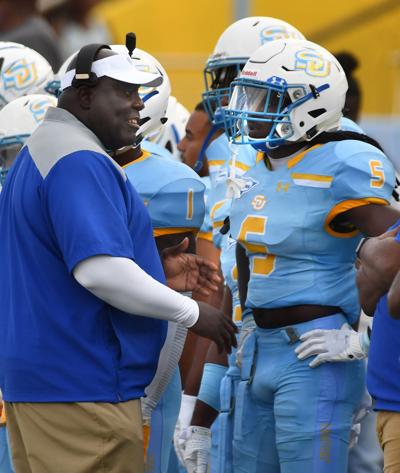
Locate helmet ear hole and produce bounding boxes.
[165,141,173,153]
[308,108,327,118]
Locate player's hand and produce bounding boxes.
[183,426,211,473]
[190,302,237,354]
[162,238,221,296]
[173,394,197,466]
[295,324,368,368]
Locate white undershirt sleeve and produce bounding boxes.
[73,255,199,328]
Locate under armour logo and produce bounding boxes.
[276,181,289,192]
[267,76,287,87]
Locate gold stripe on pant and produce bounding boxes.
[4,399,144,473]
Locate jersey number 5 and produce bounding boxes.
[369,160,385,189]
[237,215,276,277]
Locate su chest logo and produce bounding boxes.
[252,195,267,210]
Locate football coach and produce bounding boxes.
[0,44,236,473]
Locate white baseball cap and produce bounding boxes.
[60,53,163,91]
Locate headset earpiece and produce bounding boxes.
[71,44,111,88]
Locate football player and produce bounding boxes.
[223,38,399,472]
[178,17,305,473]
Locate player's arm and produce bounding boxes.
[343,203,400,237]
[181,237,223,395]
[345,207,400,315]
[296,149,400,366]
[179,287,231,472]
[190,287,232,428]
[327,149,400,314]
[356,230,400,315]
[236,242,250,310]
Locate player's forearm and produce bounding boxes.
[358,237,400,289]
[356,264,387,316]
[73,255,199,327]
[191,399,219,428]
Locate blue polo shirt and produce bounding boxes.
[0,107,167,402]
[367,218,400,412]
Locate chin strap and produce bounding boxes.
[194,122,223,173]
[193,107,224,173]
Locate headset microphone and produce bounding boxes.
[126,33,137,58]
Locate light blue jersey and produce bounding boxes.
[208,147,262,247]
[124,149,206,237]
[229,140,395,324]
[141,139,176,161]
[207,133,260,187]
[341,117,364,134]
[198,176,213,242]
[206,134,231,188]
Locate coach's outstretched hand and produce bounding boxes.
[162,237,221,296]
[190,302,237,354]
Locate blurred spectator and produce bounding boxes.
[41,0,112,61]
[0,0,62,71]
[335,51,362,123]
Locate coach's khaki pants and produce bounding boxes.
[4,400,144,473]
[377,410,400,473]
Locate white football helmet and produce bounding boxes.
[148,96,190,161]
[0,42,56,109]
[224,39,348,149]
[111,45,171,142]
[203,17,305,124]
[0,94,57,187]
